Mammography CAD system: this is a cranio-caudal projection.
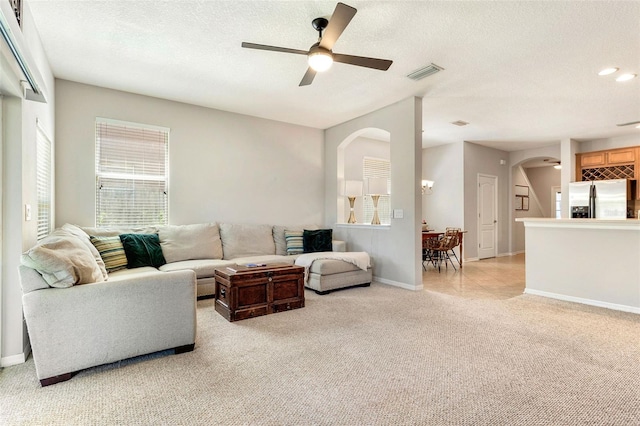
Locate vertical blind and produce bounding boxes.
[95,119,169,227]
[36,124,52,240]
[363,157,391,224]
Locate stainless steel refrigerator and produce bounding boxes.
[568,179,628,219]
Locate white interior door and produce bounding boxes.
[478,174,497,259]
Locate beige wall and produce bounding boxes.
[54,80,325,228]
[463,142,510,259]
[1,2,56,364]
[325,97,423,290]
[422,142,464,232]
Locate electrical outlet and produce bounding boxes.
[25,204,32,221]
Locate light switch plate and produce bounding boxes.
[393,209,404,219]
[25,204,32,221]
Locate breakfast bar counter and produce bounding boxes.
[516,218,640,313]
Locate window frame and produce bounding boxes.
[36,121,53,240]
[363,156,391,225]
[95,118,169,228]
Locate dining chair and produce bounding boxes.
[422,236,441,270]
[444,227,461,266]
[430,234,458,272]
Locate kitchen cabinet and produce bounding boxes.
[579,152,605,167]
[576,146,640,200]
[607,148,635,165]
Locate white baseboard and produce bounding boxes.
[524,288,640,314]
[1,341,30,367]
[497,251,523,257]
[464,257,479,263]
[374,276,423,291]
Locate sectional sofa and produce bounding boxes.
[19,222,372,385]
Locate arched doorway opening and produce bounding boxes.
[511,156,561,253]
[336,128,391,225]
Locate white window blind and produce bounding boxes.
[95,119,169,227]
[36,124,53,240]
[363,157,390,224]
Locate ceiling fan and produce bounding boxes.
[616,120,640,127]
[544,159,562,169]
[241,2,393,86]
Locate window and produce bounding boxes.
[36,123,53,240]
[554,189,562,219]
[95,119,169,227]
[363,157,390,224]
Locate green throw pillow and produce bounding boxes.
[119,233,166,269]
[90,235,128,273]
[303,229,332,253]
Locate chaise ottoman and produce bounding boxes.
[295,252,373,295]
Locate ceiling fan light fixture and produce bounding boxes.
[616,73,637,82]
[308,47,333,72]
[598,67,618,76]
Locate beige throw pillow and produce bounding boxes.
[60,223,109,279]
[21,233,105,288]
[158,223,223,263]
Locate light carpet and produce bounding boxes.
[1,283,639,425]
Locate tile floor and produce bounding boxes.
[422,253,525,300]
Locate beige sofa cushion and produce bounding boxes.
[159,223,223,263]
[220,223,275,259]
[20,232,105,288]
[232,255,296,266]
[82,226,160,237]
[159,259,234,279]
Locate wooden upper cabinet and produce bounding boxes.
[606,149,635,165]
[580,152,605,167]
[576,146,640,183]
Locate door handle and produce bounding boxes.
[493,220,497,223]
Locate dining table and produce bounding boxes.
[421,229,467,267]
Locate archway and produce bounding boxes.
[511,155,561,253]
[336,128,391,224]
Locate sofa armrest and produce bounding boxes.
[332,240,347,252]
[22,269,197,380]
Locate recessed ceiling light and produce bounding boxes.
[598,67,618,76]
[616,73,637,82]
[636,124,640,129]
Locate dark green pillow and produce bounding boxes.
[119,233,166,269]
[303,229,333,253]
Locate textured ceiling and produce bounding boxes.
[28,1,640,150]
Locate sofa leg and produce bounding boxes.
[174,343,195,354]
[40,372,74,387]
[313,282,371,295]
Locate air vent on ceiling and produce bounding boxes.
[406,63,444,81]
[451,120,469,126]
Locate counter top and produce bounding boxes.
[515,218,640,230]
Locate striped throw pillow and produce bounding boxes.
[90,235,128,272]
[284,230,304,255]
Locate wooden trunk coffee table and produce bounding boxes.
[214,263,305,322]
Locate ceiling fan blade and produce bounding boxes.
[319,2,357,50]
[241,42,308,56]
[616,120,640,127]
[299,68,317,86]
[333,53,393,71]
